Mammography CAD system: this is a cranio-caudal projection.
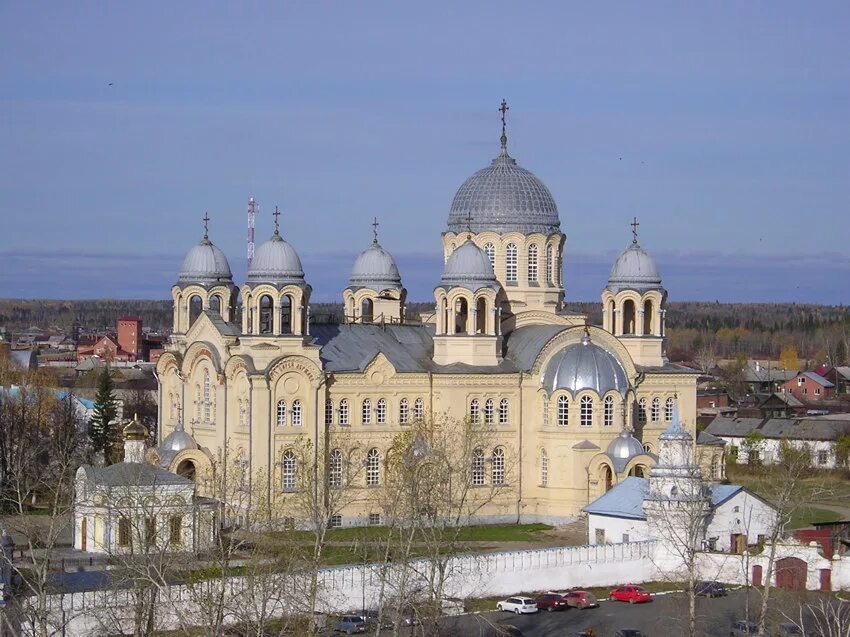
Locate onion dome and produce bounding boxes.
[607,428,646,462]
[247,229,305,286]
[349,240,402,292]
[659,399,690,441]
[160,421,198,453]
[439,239,499,291]
[446,103,560,235]
[178,233,233,286]
[541,330,628,396]
[607,231,662,293]
[123,414,148,441]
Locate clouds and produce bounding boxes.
[1,247,846,305]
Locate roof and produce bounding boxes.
[706,416,850,441]
[758,392,803,408]
[541,332,628,397]
[501,325,569,370]
[348,240,403,291]
[606,239,663,292]
[741,365,798,384]
[635,362,700,375]
[710,484,744,507]
[178,235,233,286]
[832,367,850,381]
[438,239,499,292]
[696,430,726,446]
[792,371,834,388]
[246,231,305,286]
[85,462,191,487]
[704,417,764,437]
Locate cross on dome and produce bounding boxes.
[631,216,640,244]
[499,99,509,150]
[273,206,281,235]
[202,212,210,238]
[372,216,380,244]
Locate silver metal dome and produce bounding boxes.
[439,239,499,291]
[348,241,402,292]
[160,427,198,453]
[541,331,629,396]
[178,236,233,286]
[447,149,561,235]
[607,240,662,292]
[247,231,305,286]
[607,428,645,461]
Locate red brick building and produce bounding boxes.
[117,316,143,360]
[779,371,835,402]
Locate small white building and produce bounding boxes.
[74,416,217,554]
[584,405,777,553]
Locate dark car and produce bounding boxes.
[730,620,762,636]
[615,631,647,637]
[695,580,728,597]
[360,610,394,629]
[536,593,568,611]
[334,615,367,634]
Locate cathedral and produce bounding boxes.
[154,106,723,527]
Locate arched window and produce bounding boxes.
[542,396,549,426]
[471,449,485,486]
[638,397,647,424]
[291,399,302,426]
[622,299,636,335]
[413,397,424,421]
[505,243,518,283]
[399,398,409,425]
[540,449,548,487]
[339,399,349,426]
[651,397,660,422]
[361,298,374,323]
[484,243,495,270]
[643,299,654,335]
[195,385,201,421]
[361,399,372,425]
[643,443,653,454]
[604,395,615,427]
[580,395,593,427]
[189,295,203,327]
[259,295,273,334]
[329,449,343,488]
[492,447,505,485]
[276,400,287,427]
[325,399,333,426]
[202,370,211,422]
[476,297,487,334]
[281,450,297,492]
[665,397,675,422]
[469,398,480,424]
[527,244,538,283]
[455,297,469,334]
[280,295,293,334]
[546,245,554,285]
[484,399,494,425]
[209,295,222,317]
[376,398,387,424]
[499,398,510,425]
[366,448,380,486]
[557,395,569,426]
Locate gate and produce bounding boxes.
[752,564,762,587]
[820,568,831,591]
[776,557,807,590]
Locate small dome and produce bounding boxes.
[447,150,561,235]
[439,239,498,291]
[160,427,198,453]
[607,240,662,292]
[607,428,645,461]
[349,241,402,291]
[542,331,629,396]
[123,414,148,441]
[659,400,690,441]
[247,232,305,286]
[178,236,233,286]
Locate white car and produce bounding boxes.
[496,596,539,614]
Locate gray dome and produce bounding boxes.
[160,427,197,453]
[541,332,628,396]
[247,232,305,286]
[607,428,645,461]
[178,236,233,286]
[447,149,561,235]
[439,239,499,291]
[607,240,662,292]
[349,241,402,291]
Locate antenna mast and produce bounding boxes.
[247,197,257,269]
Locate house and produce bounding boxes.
[758,392,805,419]
[705,415,850,468]
[780,371,835,402]
[820,367,850,396]
[742,361,798,395]
[582,409,775,553]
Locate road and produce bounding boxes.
[436,590,761,637]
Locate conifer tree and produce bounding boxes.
[89,368,117,462]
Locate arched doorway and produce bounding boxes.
[601,465,613,492]
[776,557,807,590]
[176,459,197,482]
[629,465,646,478]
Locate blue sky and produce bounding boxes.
[1,2,848,303]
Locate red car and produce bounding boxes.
[608,585,652,604]
[535,593,568,611]
[558,590,598,609]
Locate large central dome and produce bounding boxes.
[447,148,561,235]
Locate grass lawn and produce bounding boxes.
[789,505,842,530]
[726,465,850,511]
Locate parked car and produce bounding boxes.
[360,610,394,629]
[559,590,599,609]
[535,593,568,612]
[730,620,762,636]
[695,580,728,597]
[496,597,539,614]
[615,631,647,637]
[776,624,803,637]
[334,615,367,634]
[609,585,652,604]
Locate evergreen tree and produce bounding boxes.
[89,368,117,462]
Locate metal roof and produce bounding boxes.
[606,240,662,292]
[541,332,628,397]
[706,416,850,441]
[438,240,499,292]
[247,232,305,286]
[178,236,233,286]
[84,462,191,487]
[799,371,834,388]
[348,241,402,292]
[695,430,726,446]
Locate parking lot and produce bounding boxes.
[435,589,776,636]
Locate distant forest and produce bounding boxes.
[1,298,848,366]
